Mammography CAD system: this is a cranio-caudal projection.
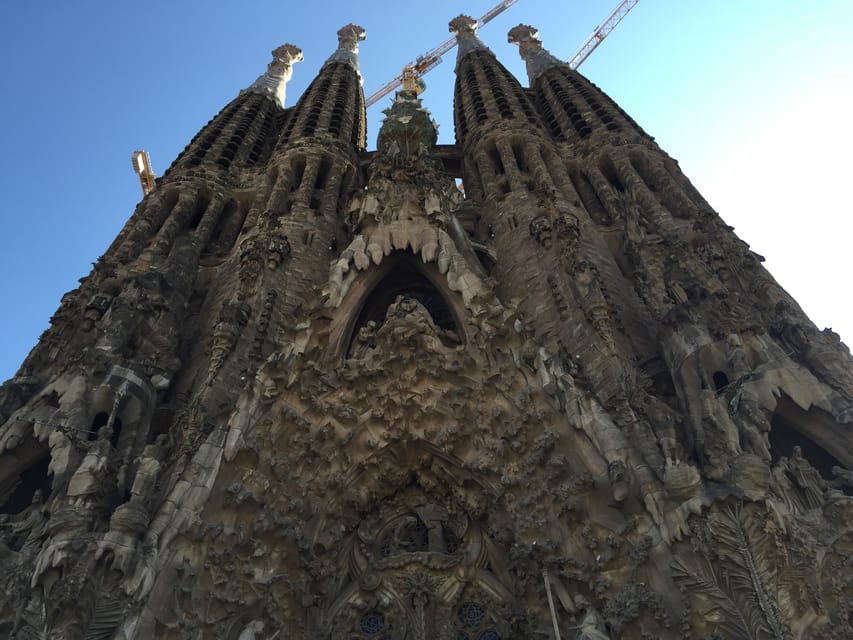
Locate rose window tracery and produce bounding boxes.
[327,485,515,640]
[346,610,396,640]
[455,602,501,640]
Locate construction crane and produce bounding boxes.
[132,1,638,187]
[131,149,156,196]
[365,0,639,109]
[365,0,520,107]
[568,0,639,69]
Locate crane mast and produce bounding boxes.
[131,1,639,189]
[365,0,520,107]
[131,150,156,196]
[568,0,639,69]
[365,0,639,108]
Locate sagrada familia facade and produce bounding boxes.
[1,16,852,639]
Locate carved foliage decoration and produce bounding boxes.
[322,480,518,640]
[673,502,792,639]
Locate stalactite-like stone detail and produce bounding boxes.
[206,296,251,385]
[2,19,853,640]
[248,289,277,363]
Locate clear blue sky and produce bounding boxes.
[1,1,851,382]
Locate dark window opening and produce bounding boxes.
[569,168,611,225]
[488,145,505,176]
[203,200,244,254]
[630,153,658,192]
[712,371,730,392]
[1,456,52,517]
[91,412,122,447]
[511,143,528,174]
[443,524,462,553]
[347,259,461,355]
[474,248,495,276]
[290,157,306,193]
[187,198,209,230]
[314,159,331,191]
[770,406,845,483]
[598,156,625,193]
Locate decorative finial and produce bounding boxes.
[508,24,563,82]
[449,15,479,38]
[449,15,488,58]
[326,24,366,80]
[337,24,366,50]
[507,24,540,48]
[244,43,303,108]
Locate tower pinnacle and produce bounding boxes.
[326,23,366,79]
[507,24,563,82]
[449,15,488,58]
[244,44,303,108]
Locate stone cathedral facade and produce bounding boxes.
[1,16,852,639]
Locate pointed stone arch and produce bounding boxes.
[0,436,51,515]
[769,392,852,474]
[314,440,519,640]
[337,250,466,357]
[323,220,504,358]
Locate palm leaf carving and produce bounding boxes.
[84,592,125,640]
[708,505,789,640]
[672,554,755,639]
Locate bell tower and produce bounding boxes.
[1,15,852,640]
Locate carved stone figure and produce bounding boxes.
[573,596,610,640]
[266,234,291,269]
[529,215,553,249]
[1,17,852,640]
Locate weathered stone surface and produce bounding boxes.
[0,20,851,640]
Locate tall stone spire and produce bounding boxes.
[4,16,853,640]
[508,23,647,144]
[449,15,488,59]
[243,44,303,107]
[325,23,366,80]
[507,24,563,82]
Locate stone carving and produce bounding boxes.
[207,296,252,384]
[81,292,113,332]
[265,233,290,269]
[1,19,852,640]
[239,236,263,285]
[529,215,553,249]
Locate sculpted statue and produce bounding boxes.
[0,489,49,560]
[266,233,291,269]
[698,389,741,478]
[573,595,610,639]
[529,215,553,249]
[67,426,114,502]
[733,385,772,462]
[129,437,165,507]
[237,619,267,640]
[208,296,252,383]
[554,212,581,271]
[787,446,825,509]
